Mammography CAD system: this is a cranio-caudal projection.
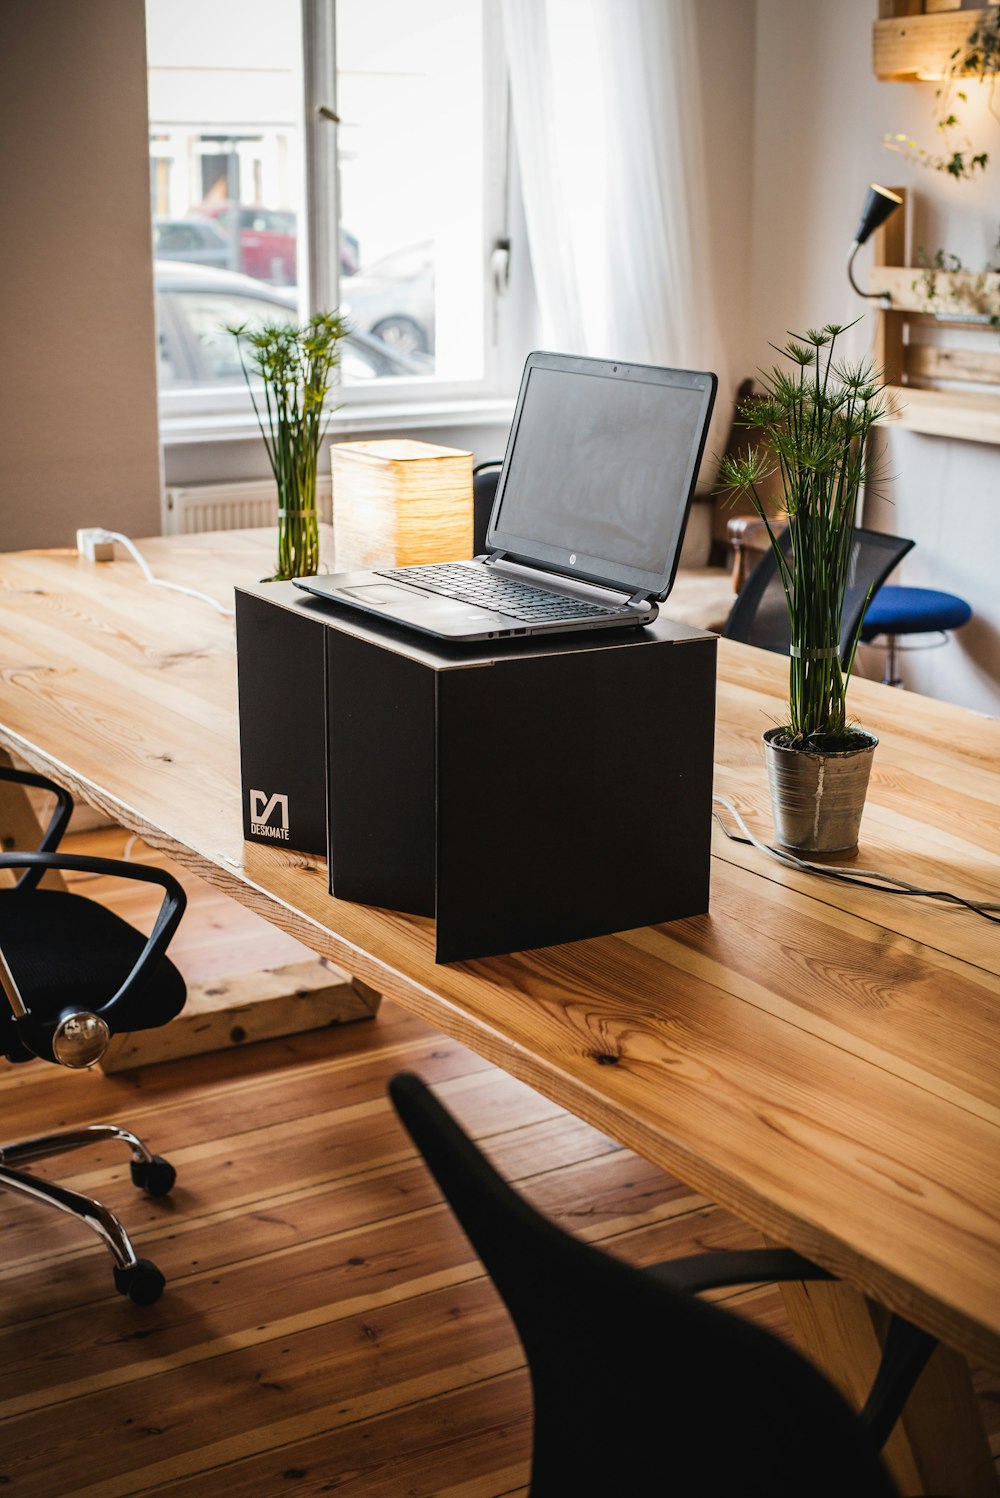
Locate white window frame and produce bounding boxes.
[158,0,524,447]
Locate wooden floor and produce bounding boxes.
[2,833,997,1496]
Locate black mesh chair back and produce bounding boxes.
[722,526,915,663]
[472,459,503,555]
[389,1072,909,1498]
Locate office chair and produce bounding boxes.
[472,458,503,555]
[0,765,187,1305]
[859,586,972,687]
[389,1071,942,1498]
[722,526,915,667]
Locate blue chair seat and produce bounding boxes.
[861,585,972,642]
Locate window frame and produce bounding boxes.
[155,0,521,443]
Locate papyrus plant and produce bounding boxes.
[230,311,346,581]
[719,324,890,746]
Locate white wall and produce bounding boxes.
[0,1,162,551]
[750,0,1000,714]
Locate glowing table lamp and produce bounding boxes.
[331,439,474,571]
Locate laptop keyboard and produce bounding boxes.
[374,563,621,622]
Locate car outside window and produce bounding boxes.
[173,289,295,382]
[147,0,512,418]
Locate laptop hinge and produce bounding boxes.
[486,551,507,566]
[628,591,650,609]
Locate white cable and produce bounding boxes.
[712,793,1000,920]
[97,531,235,617]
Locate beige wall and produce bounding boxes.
[0,0,162,551]
[749,0,1000,714]
[693,1,757,424]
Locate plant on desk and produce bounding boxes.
[229,312,347,581]
[719,323,890,858]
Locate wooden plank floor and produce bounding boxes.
[2,832,997,1496]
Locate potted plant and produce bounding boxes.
[719,324,890,858]
[230,311,347,581]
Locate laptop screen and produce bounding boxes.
[488,353,716,599]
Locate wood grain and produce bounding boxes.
[873,10,987,79]
[906,343,1000,388]
[873,268,1000,322]
[4,834,992,1496]
[0,532,998,1415]
[879,384,1000,444]
[0,857,795,1498]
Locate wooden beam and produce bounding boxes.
[872,266,1000,319]
[905,343,1000,388]
[878,1,923,18]
[776,1275,998,1498]
[873,10,985,81]
[872,188,907,388]
[880,384,1000,443]
[98,958,380,1072]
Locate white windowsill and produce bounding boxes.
[161,395,517,446]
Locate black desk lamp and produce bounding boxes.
[847,184,902,304]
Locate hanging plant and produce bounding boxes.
[884,4,1000,181]
[911,246,1000,327]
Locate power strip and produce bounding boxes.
[76,528,116,562]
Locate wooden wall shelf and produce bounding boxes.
[869,187,1000,444]
[872,266,1000,322]
[880,385,1000,443]
[873,7,985,81]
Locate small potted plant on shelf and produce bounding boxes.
[229,311,347,582]
[719,323,890,858]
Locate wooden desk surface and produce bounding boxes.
[1,530,998,1374]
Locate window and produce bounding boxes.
[147,0,520,432]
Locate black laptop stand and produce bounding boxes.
[237,582,717,962]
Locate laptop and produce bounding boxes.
[294,350,717,642]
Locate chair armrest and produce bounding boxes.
[0,851,186,1040]
[0,767,73,889]
[646,1248,938,1455]
[644,1246,835,1296]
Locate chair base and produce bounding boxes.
[0,1123,174,1304]
[874,629,950,688]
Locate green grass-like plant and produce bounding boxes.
[229,311,347,581]
[718,323,890,747]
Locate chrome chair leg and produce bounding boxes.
[0,1122,176,1194]
[0,1161,140,1270]
[883,634,901,687]
[0,1126,176,1304]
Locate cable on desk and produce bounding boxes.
[712,794,1000,926]
[93,531,236,618]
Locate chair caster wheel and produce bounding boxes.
[130,1154,176,1197]
[114,1258,166,1306]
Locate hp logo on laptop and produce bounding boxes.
[569,553,577,564]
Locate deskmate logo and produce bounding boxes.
[250,790,290,842]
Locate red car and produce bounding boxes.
[198,203,360,286]
[199,203,298,285]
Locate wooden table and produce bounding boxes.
[1,531,998,1495]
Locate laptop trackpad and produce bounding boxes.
[339,583,429,606]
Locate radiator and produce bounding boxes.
[163,478,333,536]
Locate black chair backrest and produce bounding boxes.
[722,526,915,663]
[472,460,502,555]
[389,1072,899,1498]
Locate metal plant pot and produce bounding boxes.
[762,728,878,859]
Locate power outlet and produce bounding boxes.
[76,528,116,562]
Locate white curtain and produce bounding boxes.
[501,0,727,394]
